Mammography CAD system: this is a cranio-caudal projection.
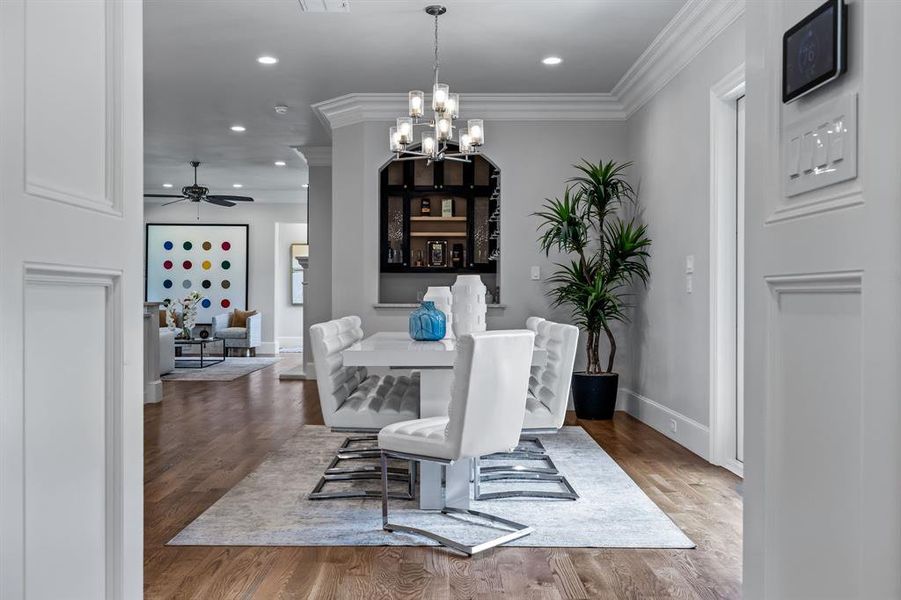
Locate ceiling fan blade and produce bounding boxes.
[162,198,188,207]
[144,193,186,198]
[206,195,254,202]
[204,197,236,207]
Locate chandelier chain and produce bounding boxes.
[433,11,440,86]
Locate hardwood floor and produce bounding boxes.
[145,357,742,599]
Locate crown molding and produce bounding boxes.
[612,0,745,117]
[311,93,626,131]
[292,145,332,167]
[310,0,744,134]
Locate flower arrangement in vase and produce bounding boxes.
[179,291,203,339]
[165,303,179,331]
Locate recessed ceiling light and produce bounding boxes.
[162,183,173,188]
[542,56,563,66]
[230,125,246,132]
[257,55,278,65]
[274,161,286,167]
[302,184,310,189]
[232,183,243,188]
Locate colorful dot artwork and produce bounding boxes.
[147,225,247,325]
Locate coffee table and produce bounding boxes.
[174,337,226,369]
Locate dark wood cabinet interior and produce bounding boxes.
[380,150,499,275]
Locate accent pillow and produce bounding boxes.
[229,309,257,328]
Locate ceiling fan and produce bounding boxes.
[144,161,254,207]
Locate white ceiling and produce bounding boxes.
[143,0,687,203]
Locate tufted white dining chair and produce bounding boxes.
[308,315,421,499]
[378,330,536,556]
[475,317,581,501]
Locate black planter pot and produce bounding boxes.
[572,372,619,420]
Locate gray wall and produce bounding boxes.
[330,119,629,365]
[303,163,333,370]
[621,17,745,441]
[275,222,306,348]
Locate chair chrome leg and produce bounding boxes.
[512,435,547,455]
[474,471,579,501]
[310,439,416,500]
[381,452,533,556]
[479,453,560,475]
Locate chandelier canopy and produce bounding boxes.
[389,5,484,163]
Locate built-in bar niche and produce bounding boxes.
[379,146,500,304]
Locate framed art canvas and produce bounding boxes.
[145,223,249,324]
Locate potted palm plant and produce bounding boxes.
[535,160,651,419]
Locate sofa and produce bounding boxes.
[159,328,176,374]
[212,311,262,356]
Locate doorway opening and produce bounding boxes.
[709,66,745,476]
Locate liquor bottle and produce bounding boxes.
[387,243,395,264]
[421,197,431,216]
[451,243,463,268]
[415,249,424,267]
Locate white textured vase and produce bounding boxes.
[423,286,454,339]
[451,275,487,337]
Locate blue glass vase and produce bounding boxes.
[409,301,446,341]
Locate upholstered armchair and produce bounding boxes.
[212,311,262,356]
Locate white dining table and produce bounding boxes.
[342,331,547,510]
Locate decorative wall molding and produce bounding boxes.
[617,388,711,460]
[23,0,125,216]
[311,93,626,130]
[613,0,745,118]
[23,263,124,600]
[292,145,332,167]
[311,0,745,133]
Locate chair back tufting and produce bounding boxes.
[528,318,580,429]
[309,316,368,427]
[444,330,535,460]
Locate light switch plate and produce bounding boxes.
[530,266,541,281]
[685,255,695,274]
[783,93,857,197]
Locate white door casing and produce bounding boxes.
[0,1,144,598]
[744,1,901,598]
[708,63,745,476]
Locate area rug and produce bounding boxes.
[161,357,280,382]
[169,426,694,549]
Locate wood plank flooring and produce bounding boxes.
[145,357,742,599]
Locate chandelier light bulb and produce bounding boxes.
[436,117,452,141]
[389,126,401,152]
[409,91,425,118]
[397,117,413,145]
[422,132,437,157]
[459,131,472,154]
[467,119,484,146]
[447,93,460,119]
[433,83,449,112]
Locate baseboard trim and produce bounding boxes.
[144,380,162,404]
[276,336,303,349]
[617,388,710,460]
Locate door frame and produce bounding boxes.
[708,64,745,476]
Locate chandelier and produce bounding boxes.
[389,5,484,163]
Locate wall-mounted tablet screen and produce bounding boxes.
[783,0,847,103]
